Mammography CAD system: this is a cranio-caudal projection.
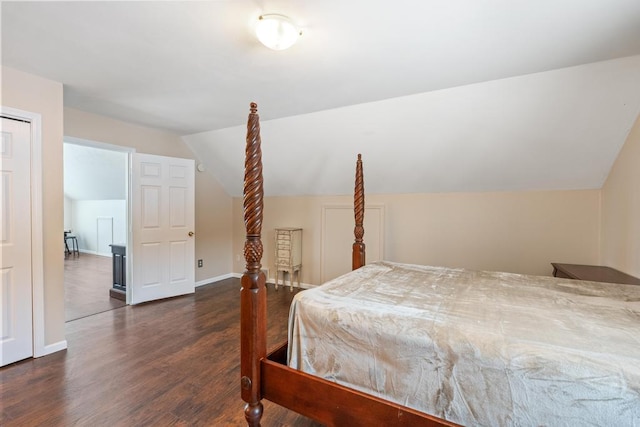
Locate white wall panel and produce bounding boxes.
[71,200,126,253]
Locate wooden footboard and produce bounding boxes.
[262,344,456,426]
[240,103,456,427]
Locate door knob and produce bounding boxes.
[188,231,194,237]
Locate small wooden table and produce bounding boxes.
[551,263,640,285]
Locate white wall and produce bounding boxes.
[2,66,66,348]
[64,196,73,230]
[71,200,127,255]
[233,189,601,285]
[601,113,640,277]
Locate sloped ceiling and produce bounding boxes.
[3,1,640,197]
[64,143,127,201]
[184,56,640,197]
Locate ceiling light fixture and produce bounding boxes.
[255,14,301,51]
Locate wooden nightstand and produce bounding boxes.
[275,228,302,291]
[551,263,640,285]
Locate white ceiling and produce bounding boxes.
[3,1,640,197]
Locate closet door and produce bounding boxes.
[1,117,33,366]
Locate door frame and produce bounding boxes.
[64,136,134,304]
[1,106,45,357]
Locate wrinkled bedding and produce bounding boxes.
[287,261,640,426]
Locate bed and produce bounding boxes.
[239,103,640,426]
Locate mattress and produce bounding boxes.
[287,261,640,426]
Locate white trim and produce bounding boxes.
[197,273,275,287]
[232,272,311,288]
[126,151,132,305]
[277,282,313,289]
[273,280,313,289]
[41,339,68,356]
[64,136,133,153]
[195,273,234,287]
[1,106,47,358]
[77,249,110,257]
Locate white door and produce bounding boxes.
[130,153,195,304]
[1,117,33,366]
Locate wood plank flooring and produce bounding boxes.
[65,253,126,322]
[1,279,323,426]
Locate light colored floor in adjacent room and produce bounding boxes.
[64,252,126,322]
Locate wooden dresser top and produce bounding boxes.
[551,263,640,285]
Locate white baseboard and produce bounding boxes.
[198,272,315,289]
[233,272,314,289]
[77,249,110,257]
[36,339,68,358]
[195,273,234,287]
[273,282,315,290]
[231,272,277,285]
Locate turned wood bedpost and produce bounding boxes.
[240,102,267,427]
[352,153,366,270]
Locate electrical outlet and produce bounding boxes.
[236,254,241,262]
[197,259,203,268]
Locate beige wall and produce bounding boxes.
[233,189,601,285]
[64,108,233,282]
[601,114,640,277]
[2,66,65,347]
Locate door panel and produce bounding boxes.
[131,153,195,304]
[141,243,161,286]
[1,117,33,366]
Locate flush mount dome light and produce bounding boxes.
[256,14,301,50]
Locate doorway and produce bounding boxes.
[63,139,130,321]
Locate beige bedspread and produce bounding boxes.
[287,261,640,426]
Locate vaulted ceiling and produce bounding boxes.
[3,1,640,197]
[63,143,127,201]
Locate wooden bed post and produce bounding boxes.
[240,102,267,427]
[352,153,366,270]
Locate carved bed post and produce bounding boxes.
[352,153,366,270]
[240,102,267,427]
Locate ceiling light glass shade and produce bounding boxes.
[256,14,300,50]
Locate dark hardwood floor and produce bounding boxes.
[65,253,126,322]
[1,278,323,426]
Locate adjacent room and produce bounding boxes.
[1,1,639,426]
[63,142,128,321]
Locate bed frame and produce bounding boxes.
[240,103,456,427]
